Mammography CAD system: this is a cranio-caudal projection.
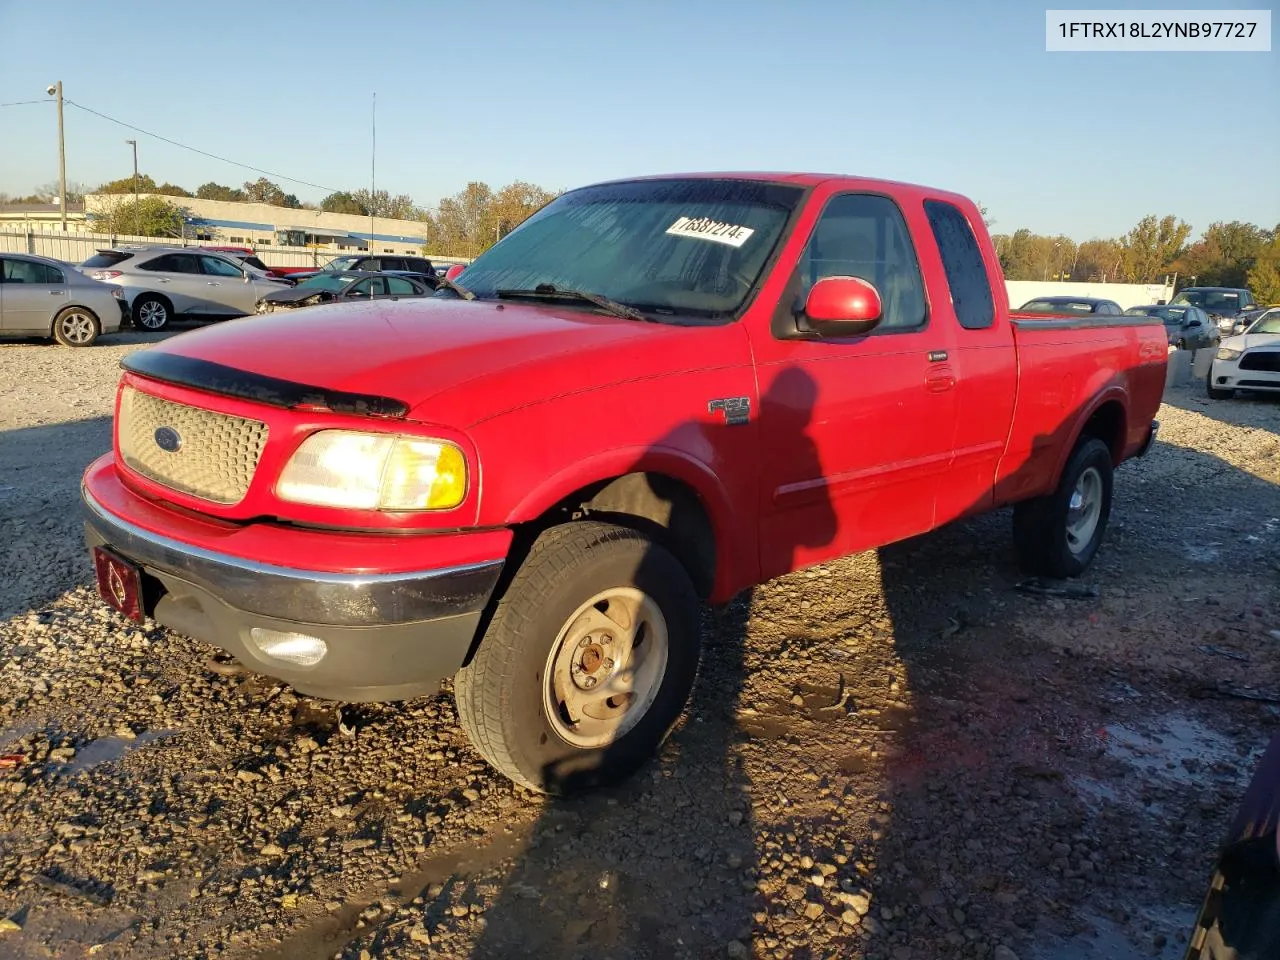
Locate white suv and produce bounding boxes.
[80,246,291,331]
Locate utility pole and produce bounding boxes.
[126,139,138,236]
[49,81,67,231]
[369,92,376,254]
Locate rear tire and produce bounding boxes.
[133,294,171,331]
[455,522,701,795]
[1013,437,1114,579]
[52,307,100,347]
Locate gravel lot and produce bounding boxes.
[2,328,1278,960]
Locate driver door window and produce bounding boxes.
[795,194,927,332]
[200,256,243,278]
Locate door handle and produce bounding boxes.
[156,278,169,283]
[206,282,220,286]
[49,289,66,295]
[926,368,956,393]
[928,350,948,362]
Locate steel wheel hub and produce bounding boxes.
[1065,466,1103,554]
[543,586,669,749]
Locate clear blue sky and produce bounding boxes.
[1,0,1276,241]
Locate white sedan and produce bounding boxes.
[1207,308,1280,399]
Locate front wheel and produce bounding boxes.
[1207,374,1234,400]
[455,522,701,794]
[1013,437,1114,579]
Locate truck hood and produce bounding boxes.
[135,297,743,426]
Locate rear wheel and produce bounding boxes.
[52,307,100,347]
[1013,437,1114,578]
[454,522,701,794]
[133,294,171,331]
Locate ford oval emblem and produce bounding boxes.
[154,426,182,453]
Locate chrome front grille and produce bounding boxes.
[118,386,269,504]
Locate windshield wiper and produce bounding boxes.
[435,277,476,301]
[495,284,649,322]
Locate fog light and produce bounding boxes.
[248,628,327,666]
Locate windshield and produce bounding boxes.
[323,256,362,273]
[1171,289,1243,314]
[1247,309,1280,335]
[296,274,359,292]
[440,178,804,319]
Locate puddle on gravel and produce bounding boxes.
[60,730,176,775]
[1100,716,1235,785]
[1032,905,1192,960]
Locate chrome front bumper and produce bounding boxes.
[81,486,505,701]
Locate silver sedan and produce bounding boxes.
[1,252,125,346]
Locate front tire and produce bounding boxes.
[1013,437,1114,578]
[133,294,171,331]
[455,522,701,794]
[1206,374,1234,400]
[52,307,100,347]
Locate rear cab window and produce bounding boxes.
[923,200,994,330]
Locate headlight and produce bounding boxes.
[1216,347,1242,361]
[276,431,467,511]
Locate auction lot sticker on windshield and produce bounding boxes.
[666,217,755,248]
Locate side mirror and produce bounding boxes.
[800,276,883,337]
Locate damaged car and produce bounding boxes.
[254,270,435,314]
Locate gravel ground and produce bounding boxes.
[1,329,1278,960]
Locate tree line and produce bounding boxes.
[4,179,1275,299]
[992,215,1280,301]
[0,175,561,258]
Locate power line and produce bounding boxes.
[64,99,341,194]
[0,99,48,107]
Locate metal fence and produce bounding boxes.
[0,230,471,269]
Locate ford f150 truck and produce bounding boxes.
[81,173,1167,793]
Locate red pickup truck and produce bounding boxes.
[81,173,1167,793]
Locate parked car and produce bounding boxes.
[1,252,126,346]
[255,270,435,313]
[287,254,436,283]
[80,247,292,331]
[203,246,298,283]
[1017,296,1125,316]
[1207,307,1280,399]
[80,172,1166,794]
[1170,286,1259,334]
[1123,304,1218,350]
[1228,304,1279,336]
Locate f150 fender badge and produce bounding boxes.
[708,397,751,426]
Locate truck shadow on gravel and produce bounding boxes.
[858,410,1280,958]
[0,417,112,619]
[462,369,837,960]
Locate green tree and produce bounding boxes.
[1119,214,1191,282]
[95,196,186,238]
[423,182,496,258]
[1173,221,1269,288]
[196,182,247,202]
[1246,234,1280,303]
[491,181,558,238]
[321,191,368,215]
[242,177,288,205]
[96,173,160,195]
[352,189,421,220]
[1074,238,1126,282]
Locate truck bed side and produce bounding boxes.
[995,315,1168,506]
